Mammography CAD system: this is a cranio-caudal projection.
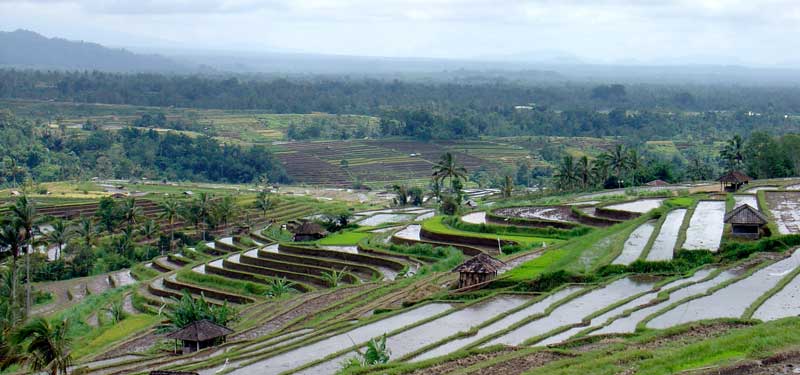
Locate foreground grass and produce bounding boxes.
[527,318,800,375]
[71,314,161,360]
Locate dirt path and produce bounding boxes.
[699,350,800,375]
[463,351,570,375]
[32,273,114,316]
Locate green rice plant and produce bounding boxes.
[266,277,297,298]
[336,334,391,374]
[322,268,349,288]
[102,299,127,323]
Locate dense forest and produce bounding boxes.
[3,69,800,141]
[0,110,288,184]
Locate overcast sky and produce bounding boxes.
[1,0,799,66]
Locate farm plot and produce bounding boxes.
[482,277,658,347]
[226,304,453,374]
[595,269,738,335]
[298,296,531,374]
[536,269,717,346]
[461,212,487,224]
[648,250,800,329]
[746,186,778,193]
[765,191,800,234]
[612,220,656,265]
[646,209,687,261]
[357,213,416,226]
[394,225,422,241]
[604,198,664,213]
[413,287,583,361]
[682,201,725,251]
[494,206,576,223]
[733,194,758,209]
[753,267,800,321]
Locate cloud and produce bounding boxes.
[1,0,799,65]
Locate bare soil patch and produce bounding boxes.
[406,348,519,375]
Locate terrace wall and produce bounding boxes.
[163,277,254,304]
[278,244,406,270]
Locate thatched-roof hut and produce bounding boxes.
[718,171,752,192]
[165,319,234,354]
[645,179,669,187]
[290,221,328,242]
[724,204,769,239]
[453,253,505,289]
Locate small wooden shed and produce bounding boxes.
[453,253,505,289]
[290,221,328,242]
[717,171,752,192]
[724,204,768,239]
[165,319,234,354]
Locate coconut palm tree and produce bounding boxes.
[600,145,631,185]
[0,222,24,319]
[392,185,409,206]
[73,216,96,248]
[501,175,514,198]
[432,153,467,193]
[10,196,37,314]
[120,198,143,231]
[138,219,160,241]
[721,134,745,170]
[194,192,214,241]
[214,196,237,234]
[577,156,592,189]
[45,219,70,261]
[159,198,180,252]
[627,149,643,186]
[12,317,72,375]
[554,155,579,191]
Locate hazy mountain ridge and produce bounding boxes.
[0,29,186,73]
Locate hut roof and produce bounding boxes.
[165,320,234,342]
[291,221,327,235]
[453,253,505,274]
[724,204,768,225]
[645,179,669,187]
[717,171,752,184]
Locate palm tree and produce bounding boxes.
[73,216,96,248]
[194,192,214,241]
[159,199,180,252]
[577,156,592,189]
[12,317,72,375]
[120,198,143,231]
[432,153,467,193]
[627,149,643,186]
[721,134,745,170]
[138,219,160,241]
[392,185,409,206]
[591,158,609,187]
[554,155,579,191]
[600,145,631,185]
[45,219,70,261]
[501,175,514,198]
[0,223,24,319]
[10,196,37,314]
[214,196,237,234]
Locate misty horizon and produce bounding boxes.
[2,0,800,68]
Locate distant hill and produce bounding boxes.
[0,29,187,73]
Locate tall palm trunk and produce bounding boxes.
[25,244,31,314]
[11,255,17,319]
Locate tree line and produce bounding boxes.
[0,110,288,186]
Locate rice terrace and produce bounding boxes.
[6,15,800,375]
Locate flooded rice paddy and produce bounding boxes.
[461,211,487,224]
[394,225,422,241]
[766,191,800,234]
[734,194,758,209]
[646,209,687,261]
[753,269,800,321]
[683,201,725,251]
[605,198,664,213]
[648,250,800,329]
[228,303,453,374]
[612,221,656,265]
[483,277,657,347]
[412,287,583,361]
[357,214,416,226]
[594,269,736,335]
